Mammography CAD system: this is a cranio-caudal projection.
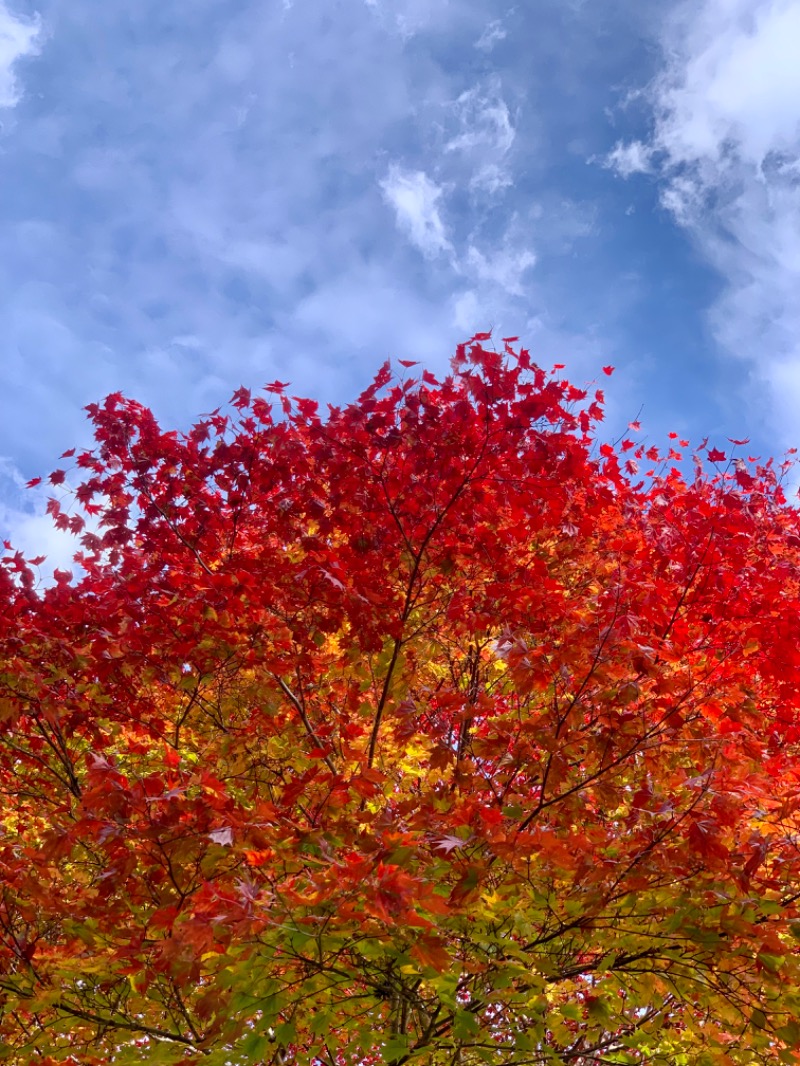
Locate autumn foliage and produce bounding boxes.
[4,337,800,1065]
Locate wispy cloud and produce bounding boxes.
[475,18,508,52]
[444,77,517,196]
[0,1,40,109]
[603,139,653,178]
[380,165,452,258]
[466,243,535,297]
[446,80,515,157]
[607,0,800,438]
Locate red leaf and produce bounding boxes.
[707,447,727,463]
[411,935,451,972]
[602,365,614,376]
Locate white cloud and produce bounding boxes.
[466,243,535,297]
[615,0,800,438]
[362,0,453,39]
[475,18,507,51]
[469,162,513,196]
[0,2,41,109]
[444,78,517,199]
[604,139,653,178]
[446,79,516,158]
[379,164,452,258]
[655,0,800,174]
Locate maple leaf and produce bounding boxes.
[707,447,727,463]
[602,365,614,375]
[434,834,469,854]
[411,934,451,972]
[163,745,180,770]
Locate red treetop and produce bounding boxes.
[2,337,800,1065]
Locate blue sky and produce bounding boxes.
[2,0,800,569]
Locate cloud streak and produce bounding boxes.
[474,18,507,52]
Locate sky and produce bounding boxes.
[2,0,800,571]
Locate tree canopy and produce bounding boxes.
[3,337,800,1065]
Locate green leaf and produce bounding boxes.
[430,972,459,1007]
[310,1011,330,1037]
[560,1002,582,1021]
[273,1020,298,1045]
[453,1009,481,1039]
[750,1008,768,1030]
[240,1033,271,1057]
[757,952,783,973]
[778,1019,800,1046]
[586,996,612,1023]
[382,1035,410,1063]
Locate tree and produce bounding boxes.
[2,337,800,1065]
